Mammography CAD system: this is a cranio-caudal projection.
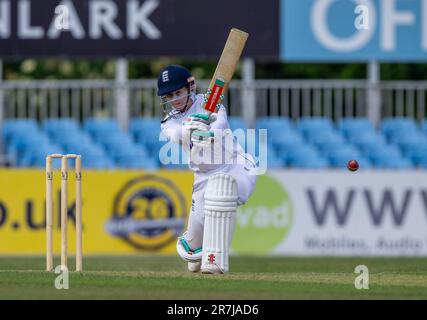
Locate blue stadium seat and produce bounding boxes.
[83,118,122,140]
[147,140,168,159]
[307,131,345,148]
[82,154,115,169]
[327,146,361,168]
[2,119,38,128]
[368,145,405,166]
[98,133,138,153]
[228,116,248,131]
[338,117,375,138]
[46,130,85,145]
[7,133,51,158]
[421,121,427,137]
[289,156,329,169]
[392,133,427,152]
[3,122,41,146]
[349,132,387,156]
[381,117,418,140]
[23,144,65,168]
[4,116,424,171]
[135,125,162,145]
[91,131,124,144]
[353,134,388,159]
[403,145,427,166]
[297,117,335,138]
[2,119,39,141]
[56,135,94,152]
[313,133,348,154]
[113,145,147,163]
[63,143,97,156]
[137,130,167,158]
[374,156,413,169]
[388,129,424,145]
[316,140,349,156]
[287,145,319,167]
[129,118,161,139]
[61,140,105,156]
[274,138,306,161]
[270,131,304,150]
[104,140,139,155]
[255,116,294,134]
[43,118,80,137]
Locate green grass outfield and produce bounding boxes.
[0,256,427,299]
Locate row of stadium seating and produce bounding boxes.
[2,118,161,169]
[1,116,427,169]
[253,116,427,169]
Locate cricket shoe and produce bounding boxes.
[176,234,202,273]
[201,264,224,274]
[188,261,201,272]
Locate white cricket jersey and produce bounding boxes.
[160,93,249,174]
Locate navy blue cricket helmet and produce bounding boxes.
[157,65,194,96]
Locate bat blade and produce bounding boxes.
[203,28,249,114]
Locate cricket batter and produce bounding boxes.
[157,65,257,274]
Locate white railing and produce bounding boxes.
[0,79,426,124]
[381,81,427,120]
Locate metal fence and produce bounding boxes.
[381,81,427,120]
[0,80,117,121]
[0,79,426,125]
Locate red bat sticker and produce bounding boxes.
[204,79,225,113]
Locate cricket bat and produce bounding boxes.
[191,28,249,143]
[203,28,249,115]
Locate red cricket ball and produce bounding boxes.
[347,159,359,172]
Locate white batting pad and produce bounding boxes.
[201,173,238,274]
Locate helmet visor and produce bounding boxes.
[159,86,195,116]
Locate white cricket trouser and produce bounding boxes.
[183,161,257,251]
